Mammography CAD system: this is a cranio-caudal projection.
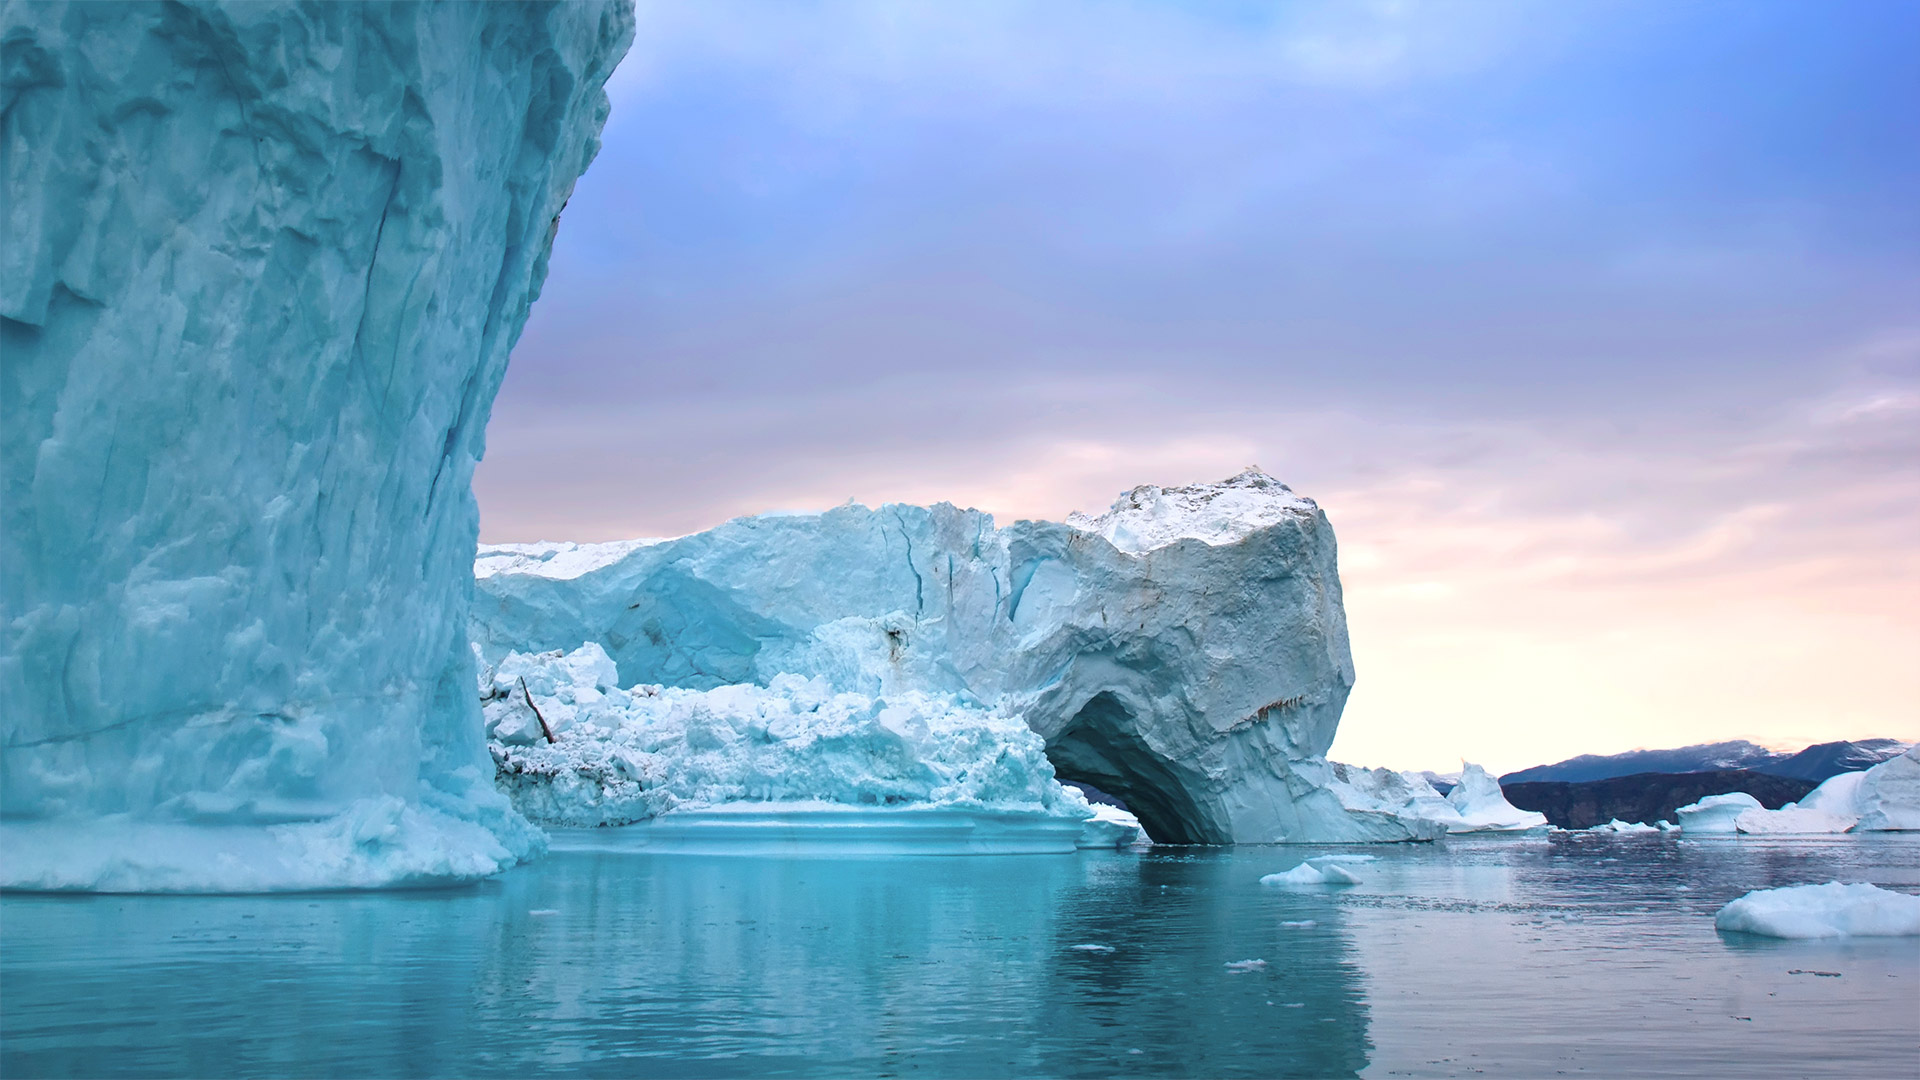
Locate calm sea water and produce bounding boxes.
[3,834,1916,1078]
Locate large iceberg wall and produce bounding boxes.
[473,471,1414,844]
[1,2,634,890]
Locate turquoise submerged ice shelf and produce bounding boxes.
[0,1,635,891]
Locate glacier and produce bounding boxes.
[473,470,1434,844]
[1,1,634,890]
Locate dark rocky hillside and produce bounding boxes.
[1502,770,1816,830]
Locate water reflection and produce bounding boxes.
[8,837,1914,1078]
[2,850,1370,1077]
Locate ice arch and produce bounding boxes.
[1043,692,1215,845]
[0,1,635,891]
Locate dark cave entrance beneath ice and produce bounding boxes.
[1044,691,1214,845]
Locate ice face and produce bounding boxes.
[1,2,634,891]
[472,473,1390,844]
[1736,746,1920,834]
[1673,792,1765,835]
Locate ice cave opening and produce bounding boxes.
[1044,692,1212,845]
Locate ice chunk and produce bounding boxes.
[0,1,632,892]
[1588,819,1660,833]
[472,473,1412,844]
[1079,802,1150,849]
[1224,959,1270,972]
[484,645,1087,833]
[1714,883,1920,939]
[1675,792,1765,835]
[1262,862,1362,887]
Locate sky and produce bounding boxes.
[475,0,1920,774]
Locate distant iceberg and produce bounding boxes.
[1715,882,1920,939]
[473,470,1436,845]
[1674,792,1765,835]
[1324,761,1545,836]
[1677,746,1920,836]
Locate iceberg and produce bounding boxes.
[1674,792,1765,835]
[473,470,1426,844]
[1825,746,1919,832]
[1324,761,1544,836]
[1703,746,1919,836]
[1714,883,1920,939]
[1,2,634,890]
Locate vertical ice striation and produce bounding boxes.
[1,1,634,890]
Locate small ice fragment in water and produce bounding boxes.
[1282,1002,1305,1008]
[1072,943,1116,953]
[1225,959,1268,972]
[529,909,560,916]
[1128,1049,1143,1055]
[1261,862,1361,887]
[1281,919,1317,928]
[1788,969,1841,977]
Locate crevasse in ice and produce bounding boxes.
[0,1,634,891]
[474,469,1419,844]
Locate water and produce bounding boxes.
[4,834,1916,1078]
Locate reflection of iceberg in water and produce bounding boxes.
[0,852,1371,1076]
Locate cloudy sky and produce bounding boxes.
[476,0,1919,774]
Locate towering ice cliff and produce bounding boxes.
[1,2,634,890]
[474,470,1423,844]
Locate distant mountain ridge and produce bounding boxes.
[1500,739,1912,786]
[1502,770,1815,831]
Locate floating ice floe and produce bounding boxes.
[1261,862,1362,887]
[1714,882,1920,939]
[1589,819,1660,834]
[1224,959,1269,972]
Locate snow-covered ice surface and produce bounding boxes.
[1324,761,1544,837]
[0,1,633,891]
[1676,792,1766,835]
[472,470,1410,844]
[1063,468,1318,553]
[1715,882,1920,939]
